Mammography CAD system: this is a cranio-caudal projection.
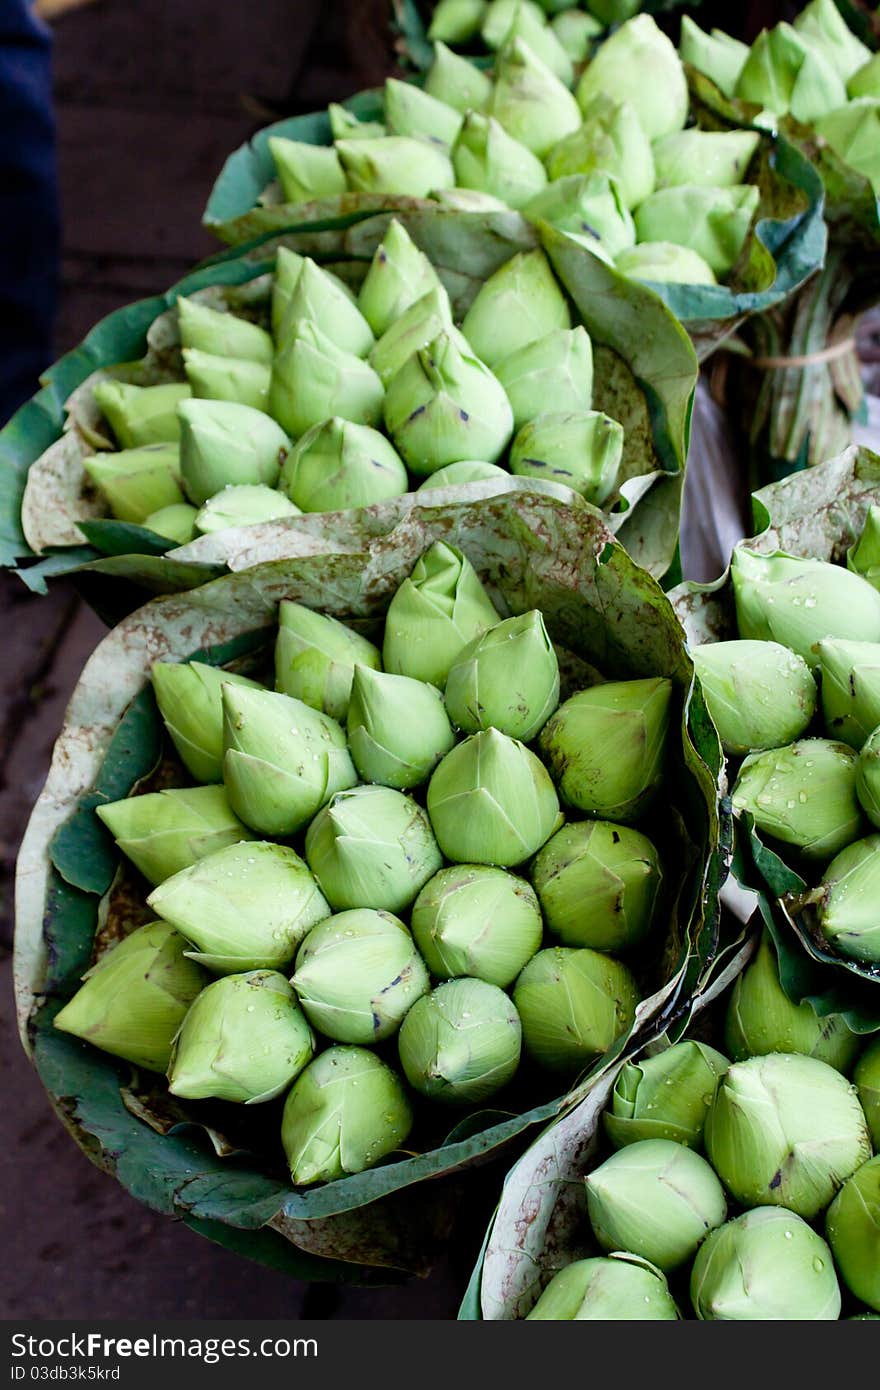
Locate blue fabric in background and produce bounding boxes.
[0,0,59,426]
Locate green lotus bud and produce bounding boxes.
[383,77,463,148]
[222,685,357,836]
[292,909,429,1044]
[92,380,190,449]
[275,600,381,721]
[383,331,514,473]
[812,833,880,964]
[417,460,510,490]
[425,40,495,115]
[147,840,329,972]
[551,9,601,66]
[547,94,655,211]
[53,921,208,1073]
[489,38,581,159]
[369,285,462,387]
[276,257,374,358]
[430,187,510,212]
[271,247,305,340]
[732,547,880,667]
[731,738,864,862]
[168,970,314,1102]
[724,934,860,1070]
[484,3,574,86]
[327,103,387,142]
[305,785,442,913]
[794,0,871,82]
[178,399,289,505]
[397,978,522,1103]
[690,639,817,756]
[337,135,454,199]
[854,1039,880,1148]
[634,185,760,279]
[814,99,880,197]
[734,23,847,124]
[705,1053,872,1218]
[615,242,717,287]
[151,659,263,784]
[523,173,635,258]
[482,0,544,49]
[357,219,442,339]
[526,1254,679,1321]
[576,14,688,140]
[281,1046,413,1185]
[847,506,880,591]
[509,409,622,504]
[848,52,880,100]
[530,820,662,951]
[279,417,407,512]
[691,1208,841,1321]
[826,1156,880,1313]
[411,863,542,986]
[427,728,561,866]
[182,348,271,412]
[461,250,571,369]
[539,678,673,821]
[96,785,254,887]
[143,503,198,545]
[267,135,347,205]
[428,0,487,44]
[857,726,880,827]
[194,483,299,535]
[444,609,559,740]
[679,17,749,100]
[383,541,499,686]
[494,326,593,430]
[586,1139,727,1272]
[819,640,880,748]
[604,1040,730,1151]
[347,666,455,790]
[653,129,760,190]
[451,110,548,210]
[270,321,384,440]
[83,444,184,523]
[513,945,639,1072]
[177,296,273,365]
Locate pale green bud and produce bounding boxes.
[425,41,495,115]
[482,0,545,49]
[814,99,880,197]
[615,242,717,287]
[92,380,190,448]
[539,677,673,822]
[794,0,871,82]
[347,665,455,790]
[398,978,521,1103]
[168,970,314,1102]
[279,417,407,512]
[269,320,384,439]
[691,1208,841,1321]
[178,399,289,504]
[576,14,688,140]
[857,726,880,827]
[847,505,880,591]
[679,17,749,100]
[383,77,463,148]
[305,785,442,913]
[483,2,573,85]
[451,111,548,210]
[327,104,387,142]
[276,257,374,358]
[705,1053,872,1218]
[53,921,208,1073]
[410,863,541,987]
[143,502,198,545]
[819,639,880,748]
[274,600,381,722]
[151,659,263,784]
[383,541,500,686]
[194,483,299,535]
[417,460,509,490]
[812,833,880,964]
[523,173,635,257]
[855,1039,880,1148]
[826,1156,880,1313]
[510,409,622,504]
[177,296,273,364]
[690,639,817,756]
[531,819,662,951]
[734,23,847,123]
[527,1254,679,1321]
[336,135,454,198]
[461,249,571,368]
[428,0,487,44]
[489,37,581,159]
[96,786,253,887]
[444,609,560,740]
[183,348,271,412]
[848,52,880,100]
[547,94,655,211]
[369,285,460,387]
[267,135,347,204]
[281,1046,413,1185]
[494,326,593,430]
[653,129,760,190]
[357,218,442,338]
[83,444,184,524]
[550,9,601,66]
[731,738,864,862]
[732,547,880,667]
[604,1040,730,1150]
[634,184,760,279]
[271,246,305,339]
[513,945,639,1072]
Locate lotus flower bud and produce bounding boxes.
[410,863,542,986]
[812,834,880,963]
[270,321,384,439]
[653,130,760,190]
[604,1040,730,1151]
[275,600,381,721]
[275,257,374,358]
[383,541,500,686]
[690,639,817,756]
[96,786,254,886]
[147,840,329,972]
[328,104,387,142]
[267,135,347,206]
[494,325,593,430]
[431,187,510,212]
[484,3,574,86]
[347,666,455,790]
[182,349,271,412]
[826,1156,880,1313]
[444,610,559,740]
[819,639,880,748]
[523,173,635,257]
[178,399,289,505]
[151,659,263,784]
[489,38,581,159]
[679,17,749,100]
[194,483,299,535]
[83,444,185,523]
[794,0,871,82]
[857,727,880,827]
[481,0,544,50]
[527,1254,679,1321]
[279,417,407,513]
[731,738,864,862]
[513,945,639,1072]
[337,135,454,198]
[398,978,521,1103]
[357,219,442,339]
[547,94,655,211]
[691,1208,841,1320]
[428,0,487,44]
[383,77,463,148]
[531,820,662,952]
[539,677,673,822]
[705,1053,872,1218]
[427,729,561,866]
[168,970,314,1103]
[223,685,357,836]
[177,296,273,365]
[281,1046,413,1185]
[53,921,208,1072]
[461,250,571,369]
[143,503,198,545]
[634,185,760,279]
[93,380,190,448]
[732,547,880,667]
[576,15,688,140]
[425,40,494,115]
[724,934,860,1070]
[510,409,622,504]
[417,460,510,490]
[848,52,880,100]
[451,111,548,209]
[383,331,514,473]
[305,785,442,913]
[586,1139,727,1272]
[292,909,429,1044]
[847,506,880,591]
[814,100,880,197]
[734,23,847,123]
[616,242,717,287]
[550,9,601,66]
[855,1039,880,1148]
[271,247,305,339]
[369,285,462,387]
